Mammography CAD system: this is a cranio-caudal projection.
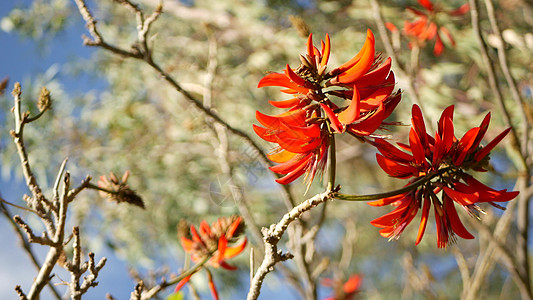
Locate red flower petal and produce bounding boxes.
[376,154,418,178]
[385,22,398,32]
[343,275,363,294]
[268,98,301,109]
[470,112,491,151]
[335,31,376,84]
[200,220,212,235]
[285,64,315,89]
[454,127,481,166]
[358,72,396,109]
[223,238,247,259]
[367,192,406,207]
[346,102,386,136]
[227,217,242,237]
[320,103,343,133]
[267,148,297,163]
[353,57,392,88]
[320,33,331,66]
[258,72,309,94]
[269,153,312,174]
[415,194,431,245]
[370,198,412,228]
[205,269,220,300]
[275,158,309,184]
[474,127,511,162]
[373,138,413,163]
[306,33,315,65]
[411,104,427,145]
[443,186,479,206]
[433,33,444,56]
[409,127,426,165]
[255,109,306,128]
[331,29,374,76]
[180,237,195,252]
[418,0,434,11]
[253,124,278,142]
[450,3,469,16]
[338,86,361,124]
[216,235,227,264]
[444,195,475,239]
[174,274,192,292]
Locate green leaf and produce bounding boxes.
[166,291,184,300]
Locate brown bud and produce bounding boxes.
[37,87,52,111]
[12,82,21,97]
[0,77,8,96]
[289,15,310,38]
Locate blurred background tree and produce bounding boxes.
[1,0,531,299]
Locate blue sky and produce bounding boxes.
[0,2,297,299]
[0,1,135,298]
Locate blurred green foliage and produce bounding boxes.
[2,0,531,298]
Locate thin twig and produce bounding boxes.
[482,0,531,293]
[247,188,338,300]
[139,255,211,300]
[0,202,62,299]
[72,0,297,211]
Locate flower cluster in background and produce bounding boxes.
[386,0,469,56]
[175,216,247,299]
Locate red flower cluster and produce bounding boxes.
[369,105,518,247]
[322,274,363,300]
[388,0,469,56]
[255,30,401,186]
[176,216,247,299]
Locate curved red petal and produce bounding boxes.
[320,103,343,133]
[444,195,475,239]
[285,64,314,89]
[415,194,431,245]
[367,192,406,207]
[474,127,511,162]
[321,33,331,66]
[411,104,427,145]
[174,274,192,292]
[331,29,374,75]
[335,32,376,84]
[353,57,392,88]
[418,0,434,11]
[227,217,242,237]
[223,238,248,259]
[372,138,413,163]
[433,33,444,56]
[338,86,361,124]
[306,33,315,63]
[180,237,195,252]
[346,102,386,136]
[253,124,278,142]
[455,127,481,166]
[267,148,297,163]
[205,269,220,300]
[268,98,300,109]
[376,154,418,178]
[443,186,479,206]
[409,127,426,165]
[269,153,312,174]
[275,160,308,184]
